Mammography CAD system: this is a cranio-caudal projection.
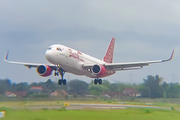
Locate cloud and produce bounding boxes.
[0,0,179,84]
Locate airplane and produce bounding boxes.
[4,37,174,85]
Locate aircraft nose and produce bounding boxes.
[45,50,52,62]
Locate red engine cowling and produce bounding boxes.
[36,65,52,77]
[91,64,107,76]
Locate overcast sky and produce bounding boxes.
[0,0,180,84]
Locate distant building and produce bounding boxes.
[50,90,69,97]
[5,91,27,97]
[102,91,122,98]
[50,90,58,97]
[30,87,43,94]
[59,90,69,97]
[123,88,141,97]
[103,94,111,99]
[13,91,27,97]
[136,93,141,97]
[6,92,16,97]
[84,94,97,98]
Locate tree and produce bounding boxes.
[68,79,88,96]
[12,82,29,91]
[143,75,164,98]
[138,84,150,97]
[0,79,12,94]
[44,79,56,91]
[89,85,109,96]
[118,83,133,92]
[168,83,180,98]
[88,80,109,96]
[102,80,111,89]
[110,83,120,91]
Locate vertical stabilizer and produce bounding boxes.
[103,37,115,63]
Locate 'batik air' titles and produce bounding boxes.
[68,49,84,62]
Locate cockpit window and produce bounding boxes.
[56,48,62,51]
[48,47,52,50]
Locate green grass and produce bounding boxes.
[0,100,180,109]
[1,108,180,120]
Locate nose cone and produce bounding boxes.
[45,50,53,63]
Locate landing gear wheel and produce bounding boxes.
[63,79,67,85]
[94,79,98,85]
[58,79,62,85]
[94,79,102,85]
[99,79,102,85]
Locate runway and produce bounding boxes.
[22,103,173,110]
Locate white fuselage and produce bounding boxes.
[45,44,106,78]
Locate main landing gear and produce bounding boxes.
[54,67,67,85]
[94,79,102,85]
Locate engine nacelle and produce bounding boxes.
[91,64,107,76]
[36,65,52,77]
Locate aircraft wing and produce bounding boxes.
[83,50,174,71]
[4,50,57,70]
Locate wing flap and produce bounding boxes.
[82,64,95,69]
[105,62,149,70]
[112,68,141,71]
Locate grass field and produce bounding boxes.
[0,101,180,120]
[0,108,180,120]
[0,101,180,109]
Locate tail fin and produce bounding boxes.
[103,37,115,63]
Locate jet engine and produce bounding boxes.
[36,65,52,77]
[91,64,107,76]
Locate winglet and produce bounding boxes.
[103,37,115,63]
[162,49,175,62]
[4,50,9,61]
